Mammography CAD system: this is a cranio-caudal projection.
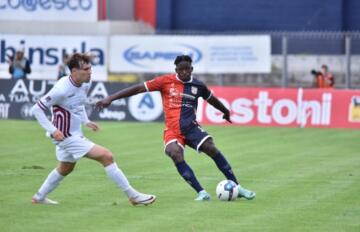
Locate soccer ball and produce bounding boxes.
[216,180,239,201]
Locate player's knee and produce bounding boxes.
[58,165,74,176]
[165,142,184,163]
[166,149,184,163]
[209,146,219,156]
[165,148,178,156]
[171,153,184,163]
[102,149,114,164]
[203,144,218,157]
[165,144,181,156]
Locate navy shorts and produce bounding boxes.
[184,125,211,152]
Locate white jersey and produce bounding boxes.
[33,75,91,139]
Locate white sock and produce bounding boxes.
[35,169,64,200]
[104,162,138,198]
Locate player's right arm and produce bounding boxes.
[31,86,65,141]
[96,83,147,109]
[96,75,166,109]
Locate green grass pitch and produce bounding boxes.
[0,120,359,232]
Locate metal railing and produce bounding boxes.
[156,30,360,89]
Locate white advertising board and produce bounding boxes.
[206,36,271,73]
[0,0,98,22]
[0,34,107,81]
[110,35,271,74]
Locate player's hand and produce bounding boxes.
[95,98,112,110]
[52,130,65,141]
[223,111,232,123]
[86,121,99,132]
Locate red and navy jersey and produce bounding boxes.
[144,74,212,134]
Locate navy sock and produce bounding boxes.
[211,151,238,184]
[175,161,203,193]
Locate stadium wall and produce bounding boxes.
[156,0,359,32]
[343,0,360,31]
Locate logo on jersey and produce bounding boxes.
[128,92,163,121]
[191,86,198,95]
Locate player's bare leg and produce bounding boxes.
[85,145,156,205]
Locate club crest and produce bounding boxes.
[45,96,52,102]
[191,86,198,95]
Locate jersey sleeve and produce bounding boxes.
[80,105,90,124]
[144,76,166,92]
[201,84,212,100]
[31,104,57,134]
[32,86,65,135]
[36,86,65,112]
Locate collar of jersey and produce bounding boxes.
[69,75,81,87]
[176,74,193,83]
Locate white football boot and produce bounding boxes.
[32,196,59,205]
[129,193,156,206]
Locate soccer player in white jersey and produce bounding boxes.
[31,53,156,206]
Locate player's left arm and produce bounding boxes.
[207,95,232,123]
[80,105,99,132]
[201,83,231,123]
[85,121,99,132]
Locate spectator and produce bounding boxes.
[9,49,31,79]
[57,54,70,80]
[311,64,334,88]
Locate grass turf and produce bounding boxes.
[0,120,359,232]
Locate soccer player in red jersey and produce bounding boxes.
[96,55,255,201]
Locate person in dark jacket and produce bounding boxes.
[9,50,31,79]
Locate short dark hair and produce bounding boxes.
[68,53,91,70]
[321,64,328,69]
[174,55,192,65]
